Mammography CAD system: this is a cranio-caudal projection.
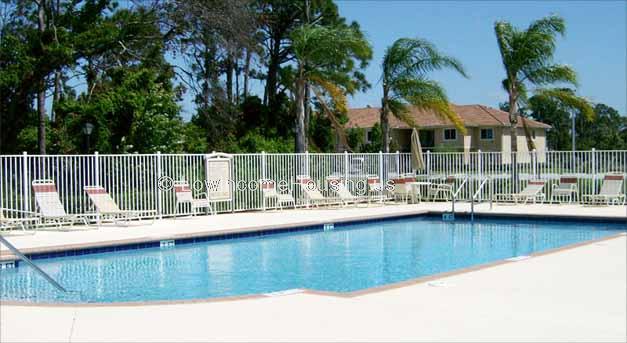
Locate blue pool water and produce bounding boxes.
[0,216,624,303]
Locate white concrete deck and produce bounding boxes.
[1,202,626,342]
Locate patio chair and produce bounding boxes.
[550,177,579,203]
[0,208,39,232]
[296,175,330,208]
[326,176,362,207]
[32,179,90,229]
[84,186,157,226]
[494,180,546,205]
[260,179,295,210]
[582,173,625,205]
[174,180,214,217]
[427,176,456,201]
[390,175,416,203]
[366,175,387,203]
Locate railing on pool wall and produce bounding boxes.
[0,235,67,293]
[0,149,625,222]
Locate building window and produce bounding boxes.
[532,130,536,139]
[480,128,494,140]
[443,128,457,141]
[366,130,373,143]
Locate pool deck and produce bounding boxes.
[1,202,626,342]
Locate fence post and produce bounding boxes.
[591,148,597,195]
[344,151,349,181]
[396,150,400,176]
[378,151,384,181]
[156,151,163,219]
[426,150,431,177]
[21,151,29,213]
[304,150,310,177]
[532,149,537,178]
[261,151,267,180]
[94,151,100,186]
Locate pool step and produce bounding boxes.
[323,223,335,231]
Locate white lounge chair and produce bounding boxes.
[32,179,90,229]
[296,175,330,208]
[0,208,38,232]
[494,180,546,205]
[174,180,213,216]
[550,177,579,203]
[583,174,625,205]
[260,179,295,210]
[326,177,362,207]
[84,186,157,226]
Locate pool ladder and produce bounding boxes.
[0,235,67,293]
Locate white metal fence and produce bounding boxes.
[1,150,626,220]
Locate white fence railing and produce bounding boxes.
[1,150,626,220]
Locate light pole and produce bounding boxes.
[82,122,94,153]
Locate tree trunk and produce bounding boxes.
[225,53,233,104]
[508,89,519,191]
[243,48,250,99]
[381,92,390,153]
[264,32,281,107]
[295,72,307,153]
[37,0,47,154]
[52,70,61,123]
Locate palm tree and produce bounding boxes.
[290,24,372,152]
[380,38,468,153]
[494,15,593,152]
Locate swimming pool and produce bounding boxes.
[0,215,624,303]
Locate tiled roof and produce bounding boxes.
[345,104,551,129]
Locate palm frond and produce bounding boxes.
[533,88,595,121]
[523,64,578,86]
[390,78,466,134]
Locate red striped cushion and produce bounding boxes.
[528,181,545,186]
[560,177,577,184]
[605,175,624,181]
[32,184,56,193]
[174,185,191,192]
[261,181,275,189]
[85,188,107,194]
[367,178,379,184]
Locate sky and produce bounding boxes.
[333,0,626,114]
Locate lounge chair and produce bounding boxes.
[32,179,90,229]
[174,180,213,216]
[260,179,295,210]
[84,186,157,226]
[326,177,362,207]
[0,209,39,232]
[296,175,330,208]
[494,180,546,205]
[550,177,579,203]
[582,174,625,205]
[427,176,456,201]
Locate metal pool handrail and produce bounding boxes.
[0,235,67,293]
[450,177,468,214]
[471,177,492,221]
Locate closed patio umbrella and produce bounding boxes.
[410,128,425,171]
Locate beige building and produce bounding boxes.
[346,104,551,155]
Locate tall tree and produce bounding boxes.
[494,15,593,152]
[380,38,468,152]
[290,23,371,152]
